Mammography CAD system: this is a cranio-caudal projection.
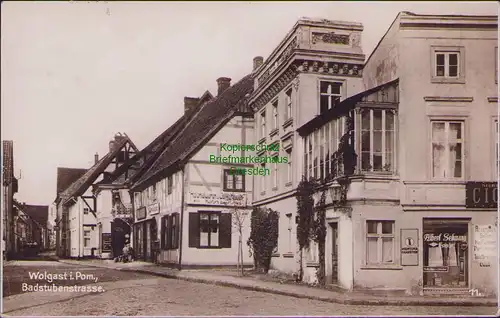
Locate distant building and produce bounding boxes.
[2,140,19,259]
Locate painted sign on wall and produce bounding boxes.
[401,229,419,266]
[188,192,246,206]
[102,233,111,253]
[136,207,147,220]
[473,225,496,264]
[147,203,160,216]
[466,182,497,209]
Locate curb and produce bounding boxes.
[56,260,498,307]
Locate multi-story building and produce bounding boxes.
[130,75,255,267]
[249,12,498,298]
[248,17,365,279]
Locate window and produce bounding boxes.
[272,100,278,131]
[134,192,142,208]
[167,176,173,195]
[431,121,464,179]
[272,157,279,189]
[285,89,292,120]
[431,46,465,83]
[435,51,459,78]
[151,184,157,202]
[161,213,179,250]
[83,208,89,215]
[360,109,396,172]
[260,111,266,139]
[260,163,266,192]
[200,213,220,247]
[366,221,394,265]
[170,214,177,249]
[319,127,325,180]
[286,213,293,252]
[313,130,319,179]
[223,169,245,192]
[83,230,91,247]
[161,216,169,249]
[286,149,292,184]
[495,120,499,177]
[307,137,313,179]
[320,81,342,114]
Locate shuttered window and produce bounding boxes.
[188,212,231,248]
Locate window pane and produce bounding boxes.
[367,221,377,234]
[210,231,219,247]
[330,96,340,109]
[436,66,445,77]
[320,81,330,94]
[449,123,461,140]
[385,111,394,131]
[433,144,446,178]
[367,237,378,264]
[382,238,394,263]
[452,143,462,178]
[361,110,370,130]
[449,53,458,66]
[381,221,393,234]
[436,53,445,66]
[361,152,371,170]
[320,96,329,113]
[385,130,393,153]
[210,214,219,223]
[373,154,382,171]
[361,131,370,152]
[373,110,382,130]
[226,173,234,189]
[449,66,458,77]
[331,82,341,95]
[432,122,446,142]
[374,131,382,153]
[200,232,209,246]
[235,175,244,190]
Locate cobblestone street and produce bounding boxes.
[3,261,498,316]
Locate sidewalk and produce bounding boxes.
[56,258,498,307]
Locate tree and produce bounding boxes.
[230,207,248,276]
[247,207,279,273]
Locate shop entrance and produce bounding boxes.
[422,218,469,290]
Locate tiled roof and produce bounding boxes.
[132,74,254,190]
[56,168,87,197]
[60,136,131,205]
[105,92,214,187]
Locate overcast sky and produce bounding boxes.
[1,1,498,206]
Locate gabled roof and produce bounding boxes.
[54,167,87,203]
[60,135,133,206]
[132,74,254,191]
[103,91,215,188]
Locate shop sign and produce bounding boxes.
[465,182,497,209]
[136,207,147,220]
[473,225,497,261]
[423,266,448,273]
[188,192,247,206]
[102,233,111,253]
[147,203,160,216]
[401,229,419,266]
[423,233,467,243]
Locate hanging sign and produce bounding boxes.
[401,229,419,266]
[136,207,147,220]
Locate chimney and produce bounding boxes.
[253,56,264,71]
[94,153,99,164]
[184,97,200,113]
[216,77,231,96]
[109,140,116,152]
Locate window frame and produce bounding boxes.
[83,230,91,248]
[365,220,395,266]
[429,119,466,180]
[199,211,221,248]
[223,169,245,192]
[285,88,293,121]
[319,80,344,114]
[359,108,397,174]
[260,110,266,139]
[272,156,279,189]
[285,148,292,185]
[272,99,278,131]
[260,162,266,193]
[430,46,465,84]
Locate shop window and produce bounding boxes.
[423,219,469,288]
[431,121,464,179]
[223,169,245,192]
[188,212,232,249]
[366,220,395,265]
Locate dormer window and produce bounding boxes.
[320,81,342,114]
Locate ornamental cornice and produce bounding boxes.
[251,59,364,112]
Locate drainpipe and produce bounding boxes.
[178,165,186,271]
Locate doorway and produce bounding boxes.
[330,222,339,284]
[111,219,130,258]
[422,218,470,289]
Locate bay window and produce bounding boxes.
[431,121,464,179]
[360,109,395,172]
